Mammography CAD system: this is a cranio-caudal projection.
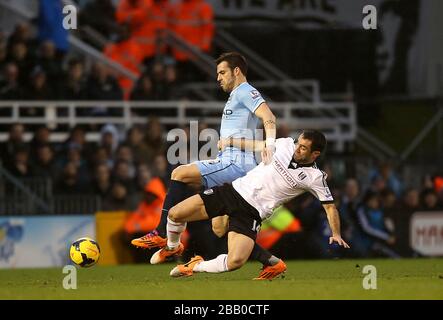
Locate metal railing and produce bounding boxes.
[0,165,101,215]
[0,100,356,151]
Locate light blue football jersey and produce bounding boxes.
[220,82,265,141]
[195,82,266,188]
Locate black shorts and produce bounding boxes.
[200,183,262,240]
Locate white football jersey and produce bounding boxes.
[232,137,334,220]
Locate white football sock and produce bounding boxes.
[193,254,229,273]
[166,217,186,249]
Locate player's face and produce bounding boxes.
[293,135,320,163]
[216,61,236,92]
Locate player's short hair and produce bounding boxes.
[301,130,327,154]
[215,52,248,76]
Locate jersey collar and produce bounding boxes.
[288,160,316,169]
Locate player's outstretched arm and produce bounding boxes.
[218,137,265,152]
[322,203,351,248]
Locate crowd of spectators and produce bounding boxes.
[0,22,188,103]
[0,119,171,212]
[1,0,216,102]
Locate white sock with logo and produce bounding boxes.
[166,217,186,249]
[193,254,229,273]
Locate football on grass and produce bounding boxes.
[70,237,100,267]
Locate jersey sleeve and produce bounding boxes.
[238,87,265,113]
[309,173,334,203]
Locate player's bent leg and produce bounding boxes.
[226,231,255,271]
[168,194,210,223]
[151,195,210,265]
[171,164,203,186]
[131,165,202,249]
[212,215,229,238]
[169,232,254,277]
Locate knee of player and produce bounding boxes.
[168,206,182,222]
[227,256,246,271]
[171,165,186,181]
[212,224,227,238]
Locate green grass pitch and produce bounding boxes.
[0,258,442,300]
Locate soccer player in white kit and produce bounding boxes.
[163,130,350,279]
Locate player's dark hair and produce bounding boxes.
[215,52,248,76]
[301,130,327,154]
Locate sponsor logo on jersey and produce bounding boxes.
[250,90,261,99]
[273,159,297,188]
[203,189,214,195]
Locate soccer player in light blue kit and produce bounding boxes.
[132,52,287,279]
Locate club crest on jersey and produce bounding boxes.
[203,189,214,195]
[249,90,260,99]
[298,172,307,180]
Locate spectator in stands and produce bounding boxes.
[368,161,403,197]
[78,0,119,41]
[6,41,33,86]
[420,188,442,211]
[150,0,172,57]
[36,41,63,86]
[103,22,144,99]
[58,58,88,100]
[6,145,34,178]
[152,154,170,187]
[6,23,36,58]
[163,63,181,100]
[54,161,90,195]
[100,124,120,163]
[355,190,398,258]
[115,144,136,177]
[0,63,23,100]
[91,163,112,200]
[149,60,167,99]
[113,159,136,193]
[64,144,90,185]
[0,123,26,167]
[23,66,55,101]
[116,0,172,65]
[391,188,420,257]
[169,0,214,81]
[86,62,123,101]
[102,181,136,211]
[63,125,93,161]
[255,205,302,260]
[0,40,7,72]
[135,163,153,193]
[125,125,153,165]
[379,188,399,234]
[91,146,114,171]
[338,178,366,257]
[130,74,155,101]
[30,125,51,159]
[123,176,166,262]
[143,117,166,157]
[37,0,69,57]
[32,144,57,181]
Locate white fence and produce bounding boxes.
[0,100,356,151]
